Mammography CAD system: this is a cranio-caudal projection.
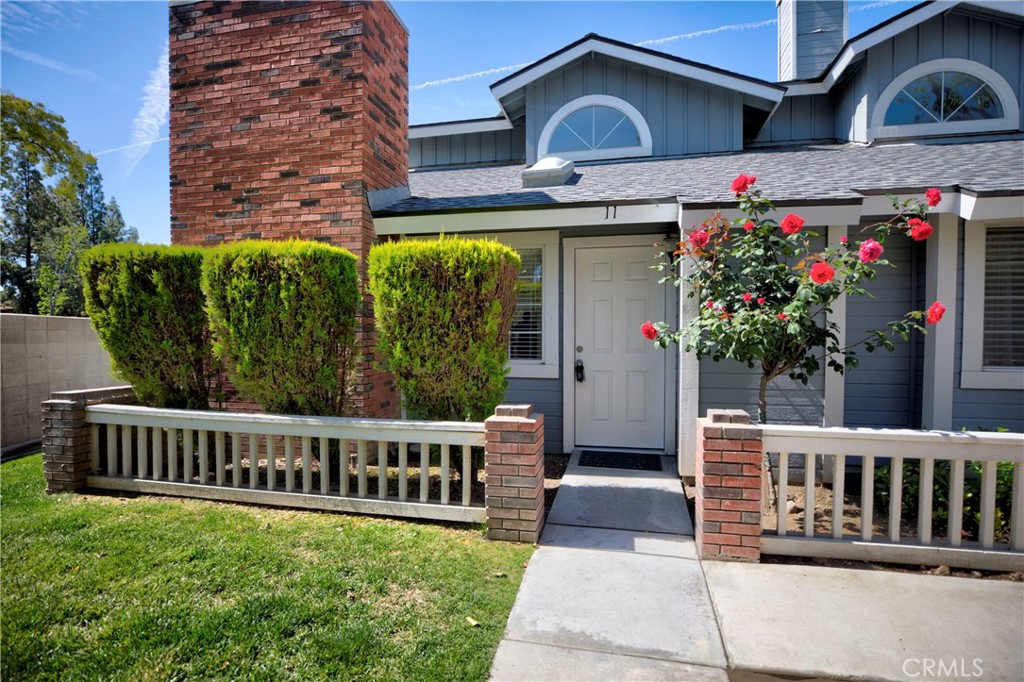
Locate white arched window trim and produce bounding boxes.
[870,58,1020,141]
[537,94,653,162]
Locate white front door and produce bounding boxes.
[573,244,667,450]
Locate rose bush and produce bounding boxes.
[643,176,945,422]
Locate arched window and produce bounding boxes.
[871,58,1019,140]
[537,95,652,162]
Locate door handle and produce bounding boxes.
[575,359,586,383]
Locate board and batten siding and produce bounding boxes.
[844,230,922,428]
[523,53,744,164]
[410,126,525,169]
[834,10,1024,142]
[754,94,836,144]
[952,219,1024,431]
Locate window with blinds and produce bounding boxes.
[509,248,543,361]
[982,226,1024,367]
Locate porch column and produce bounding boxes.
[823,224,848,428]
[922,213,958,429]
[484,404,545,543]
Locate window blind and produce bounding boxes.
[509,248,543,361]
[982,225,1024,367]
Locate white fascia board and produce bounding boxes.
[679,203,863,228]
[375,201,679,236]
[492,40,783,104]
[959,194,1024,221]
[409,117,512,140]
[783,82,829,97]
[859,191,958,216]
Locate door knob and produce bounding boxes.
[575,359,586,383]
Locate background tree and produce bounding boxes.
[1,147,57,313]
[1,91,91,183]
[76,162,107,245]
[102,198,138,243]
[37,222,89,316]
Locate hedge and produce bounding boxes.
[368,236,520,422]
[79,244,212,409]
[202,240,359,416]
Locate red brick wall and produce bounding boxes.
[695,409,764,561]
[169,0,408,418]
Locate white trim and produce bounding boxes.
[375,201,679,236]
[959,194,1024,221]
[823,225,848,428]
[869,59,1021,141]
[961,220,1024,390]
[562,234,678,455]
[679,203,864,230]
[400,230,560,380]
[922,212,958,429]
[409,117,512,140]
[491,38,784,103]
[677,206,699,476]
[536,94,653,162]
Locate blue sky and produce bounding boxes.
[1,0,916,244]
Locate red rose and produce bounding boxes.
[780,214,805,235]
[840,236,848,245]
[810,262,835,284]
[689,229,709,249]
[742,292,753,302]
[705,300,714,309]
[907,218,933,241]
[641,321,658,340]
[777,313,788,321]
[744,221,755,231]
[927,301,946,325]
[731,174,757,195]
[757,297,766,305]
[859,238,883,263]
[925,187,942,207]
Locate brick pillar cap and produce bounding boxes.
[495,404,534,418]
[708,409,752,424]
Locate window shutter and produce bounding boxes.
[982,225,1024,367]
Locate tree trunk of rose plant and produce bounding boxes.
[759,372,779,513]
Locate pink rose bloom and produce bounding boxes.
[925,187,942,207]
[742,292,753,302]
[859,239,884,263]
[780,214,805,235]
[705,300,714,309]
[743,221,755,231]
[840,236,848,245]
[777,313,788,321]
[757,297,766,305]
[731,174,757,194]
[689,229,709,249]
[907,217,933,241]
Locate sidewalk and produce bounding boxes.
[489,451,1024,681]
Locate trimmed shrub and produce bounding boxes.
[79,244,212,409]
[368,236,520,421]
[202,240,359,416]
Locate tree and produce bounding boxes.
[102,198,138,243]
[1,91,91,184]
[645,175,945,424]
[76,162,107,245]
[37,222,89,316]
[1,147,56,313]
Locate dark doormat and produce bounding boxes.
[578,450,663,472]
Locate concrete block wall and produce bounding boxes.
[1,314,117,449]
[168,0,410,420]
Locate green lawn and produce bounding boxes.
[1,454,533,681]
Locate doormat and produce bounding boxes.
[578,450,663,472]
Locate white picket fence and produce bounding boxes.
[84,404,486,523]
[761,425,1024,571]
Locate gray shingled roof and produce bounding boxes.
[378,140,1024,214]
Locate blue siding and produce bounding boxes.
[506,377,562,451]
[755,94,836,144]
[794,1,847,79]
[410,126,525,169]
[952,219,1024,431]
[834,11,1024,142]
[844,230,919,428]
[524,53,744,164]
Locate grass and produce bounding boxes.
[1,454,534,681]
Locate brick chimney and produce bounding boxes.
[777,0,847,81]
[169,0,409,419]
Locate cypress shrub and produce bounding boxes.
[202,240,359,416]
[368,236,520,421]
[79,244,213,409]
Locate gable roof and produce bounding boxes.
[490,33,785,105]
[786,0,1024,95]
[377,139,1024,215]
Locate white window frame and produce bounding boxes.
[537,94,653,162]
[870,58,1020,141]
[961,220,1024,390]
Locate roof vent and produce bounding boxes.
[522,156,575,188]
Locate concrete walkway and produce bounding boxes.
[489,451,1024,681]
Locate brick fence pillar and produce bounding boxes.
[695,409,764,561]
[484,404,545,543]
[41,386,136,493]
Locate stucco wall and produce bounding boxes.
[1,314,117,449]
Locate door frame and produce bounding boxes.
[562,234,678,454]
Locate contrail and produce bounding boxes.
[95,137,170,156]
[124,42,170,175]
[636,18,779,47]
[1,44,117,90]
[411,62,532,91]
